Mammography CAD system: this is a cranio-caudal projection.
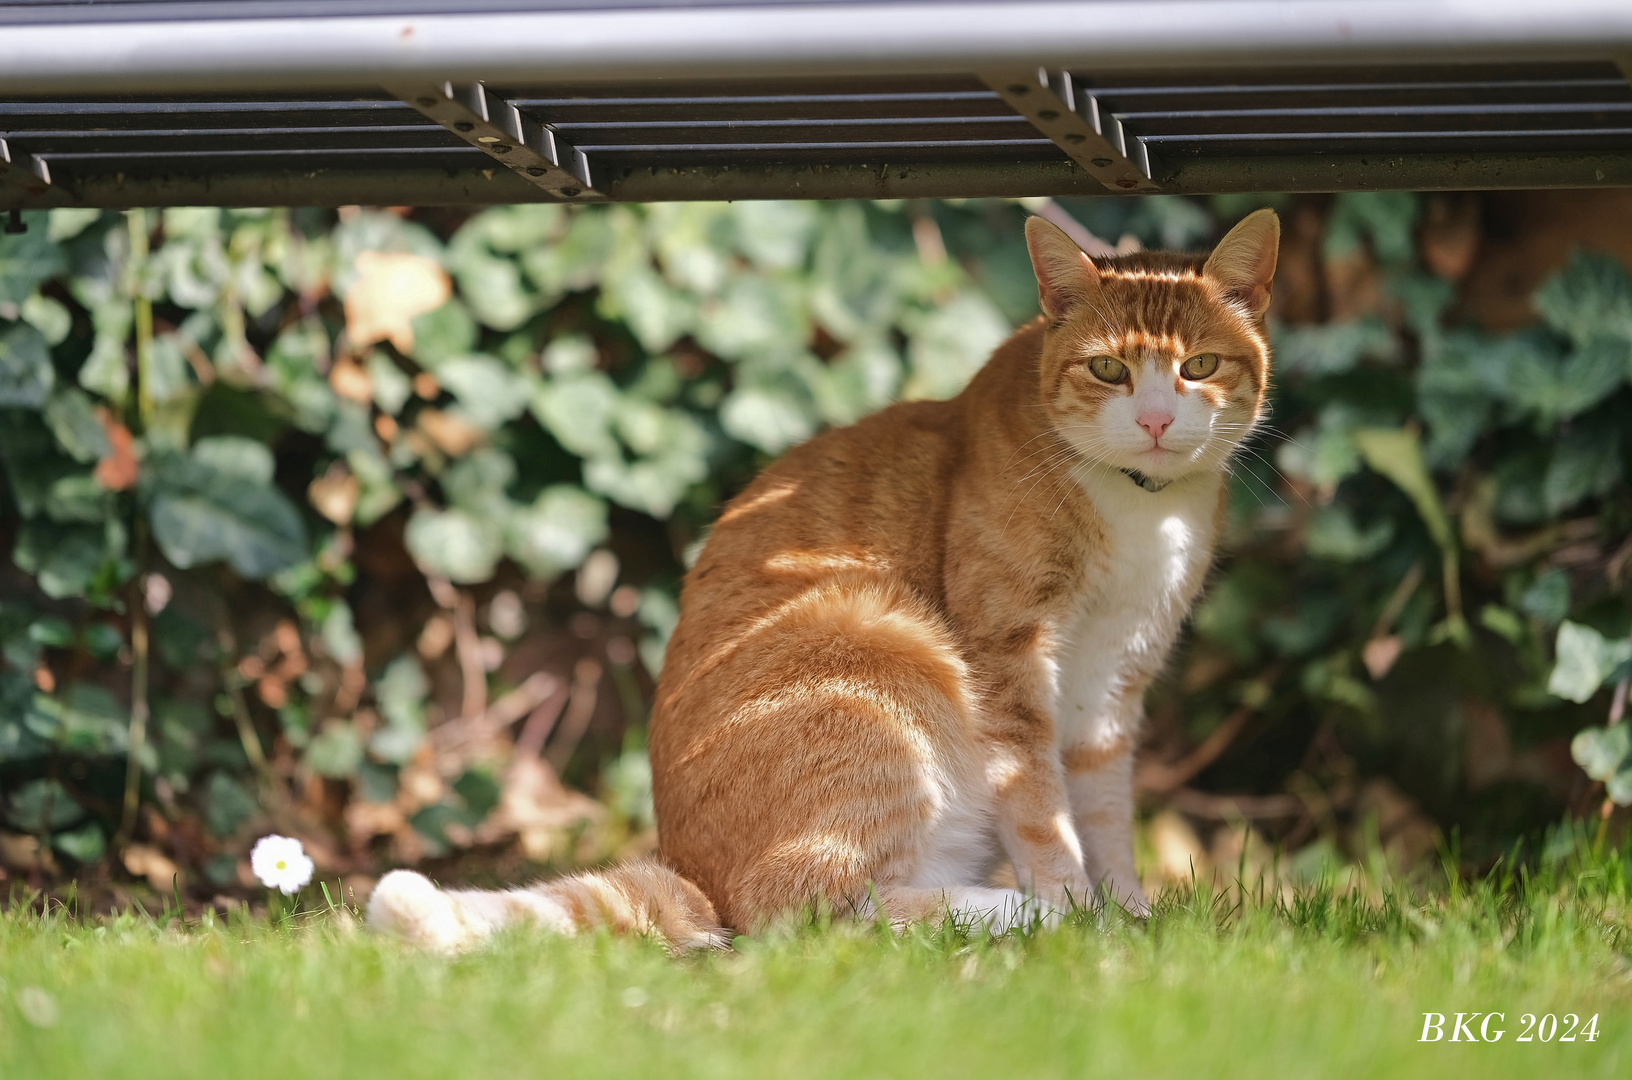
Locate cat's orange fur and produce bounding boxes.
[368,209,1280,949]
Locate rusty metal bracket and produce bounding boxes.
[0,139,53,204]
[982,68,1159,192]
[388,81,600,201]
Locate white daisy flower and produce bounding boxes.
[250,834,314,895]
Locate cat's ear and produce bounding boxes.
[1203,208,1280,317]
[1025,216,1102,320]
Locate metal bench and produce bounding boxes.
[2,0,1630,208]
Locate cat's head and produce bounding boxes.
[1025,209,1279,484]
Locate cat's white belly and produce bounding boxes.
[1052,469,1221,751]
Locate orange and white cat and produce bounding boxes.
[368,208,1280,950]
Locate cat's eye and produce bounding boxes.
[1086,356,1128,384]
[1181,353,1220,380]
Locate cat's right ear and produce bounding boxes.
[1025,217,1101,320]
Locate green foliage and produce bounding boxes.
[1550,622,1632,705]
[2,191,1631,881]
[144,437,308,578]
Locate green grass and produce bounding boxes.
[3,836,1630,1078]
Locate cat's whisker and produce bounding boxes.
[999,428,1069,475]
[1223,455,1281,513]
[1000,449,1082,531]
[1230,441,1308,509]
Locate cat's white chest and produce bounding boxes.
[1051,471,1221,749]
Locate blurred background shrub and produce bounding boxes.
[1,191,1630,903]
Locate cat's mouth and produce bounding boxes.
[1129,439,1212,477]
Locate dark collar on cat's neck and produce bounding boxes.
[1119,467,1171,493]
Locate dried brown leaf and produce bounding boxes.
[344,251,450,352]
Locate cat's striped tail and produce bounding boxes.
[365,860,730,953]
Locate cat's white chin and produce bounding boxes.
[1117,443,1212,481]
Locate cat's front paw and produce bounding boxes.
[1097,876,1151,919]
[367,870,475,952]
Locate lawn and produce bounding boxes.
[2,834,1629,1079]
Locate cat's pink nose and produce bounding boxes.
[1137,410,1174,441]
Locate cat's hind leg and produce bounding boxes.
[655,576,1003,933]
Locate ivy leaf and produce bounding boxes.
[695,275,807,361]
[1518,569,1570,627]
[5,778,85,832]
[21,293,72,345]
[366,351,413,415]
[404,505,503,583]
[12,520,125,599]
[449,244,536,331]
[346,446,402,527]
[1548,621,1632,703]
[45,473,110,523]
[0,409,79,517]
[320,603,364,668]
[1304,505,1395,561]
[732,201,819,271]
[371,654,429,764]
[1570,723,1631,783]
[902,291,1010,400]
[441,447,516,516]
[145,439,306,579]
[0,606,39,670]
[48,684,129,756]
[1542,420,1621,514]
[375,654,429,733]
[266,320,337,434]
[146,333,195,406]
[1609,765,1632,806]
[810,338,902,426]
[77,297,132,401]
[1507,334,1629,426]
[583,454,706,519]
[459,203,565,256]
[203,772,257,837]
[598,262,695,353]
[306,720,364,778]
[720,381,816,454]
[43,387,112,463]
[1322,192,1420,266]
[1532,251,1632,348]
[504,485,609,580]
[1416,331,1495,466]
[0,223,67,305]
[436,354,531,429]
[53,822,107,863]
[406,299,479,368]
[0,321,54,408]
[522,206,612,295]
[531,370,621,459]
[46,208,102,243]
[1274,317,1399,378]
[193,435,275,484]
[0,673,53,761]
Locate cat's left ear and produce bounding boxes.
[1203,208,1280,317]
